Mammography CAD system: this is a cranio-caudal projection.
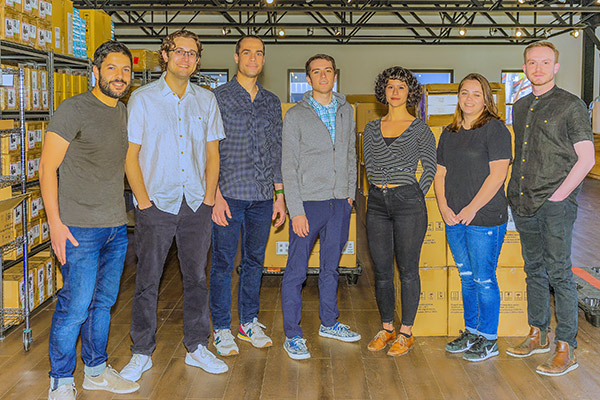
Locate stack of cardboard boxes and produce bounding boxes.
[0,65,50,111]
[0,0,54,52]
[53,69,88,108]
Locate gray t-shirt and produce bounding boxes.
[47,91,128,227]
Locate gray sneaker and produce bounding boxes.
[463,336,499,362]
[318,322,361,342]
[445,330,479,353]
[283,336,311,360]
[48,384,76,400]
[82,365,140,394]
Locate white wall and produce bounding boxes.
[192,34,584,102]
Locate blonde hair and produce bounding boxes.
[447,73,501,132]
[523,41,559,63]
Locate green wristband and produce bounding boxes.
[275,189,285,195]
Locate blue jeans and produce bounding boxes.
[282,199,351,338]
[446,223,507,340]
[49,225,128,389]
[210,197,272,329]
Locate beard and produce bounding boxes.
[98,72,130,99]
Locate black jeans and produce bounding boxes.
[366,183,427,326]
[130,198,213,354]
[513,198,579,347]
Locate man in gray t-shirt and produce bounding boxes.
[40,41,139,399]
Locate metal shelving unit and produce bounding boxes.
[0,40,91,350]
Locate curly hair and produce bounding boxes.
[159,30,203,73]
[374,66,421,107]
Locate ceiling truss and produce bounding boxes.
[73,0,600,46]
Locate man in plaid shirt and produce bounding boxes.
[210,36,286,357]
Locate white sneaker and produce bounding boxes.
[82,365,140,394]
[185,344,229,374]
[213,328,239,356]
[119,354,153,382]
[48,384,76,400]
[238,317,273,348]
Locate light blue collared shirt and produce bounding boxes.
[127,73,226,214]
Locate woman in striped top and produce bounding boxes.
[363,66,437,356]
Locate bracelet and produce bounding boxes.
[275,189,285,195]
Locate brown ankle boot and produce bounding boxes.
[536,341,578,376]
[506,326,550,358]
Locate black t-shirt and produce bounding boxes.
[437,118,512,227]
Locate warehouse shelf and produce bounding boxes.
[2,241,51,272]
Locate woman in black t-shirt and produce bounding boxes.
[434,73,512,362]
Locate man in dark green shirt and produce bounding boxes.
[506,41,595,377]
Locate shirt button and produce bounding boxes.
[524,141,527,145]
[182,169,184,172]
[522,159,525,162]
[181,151,183,155]
[535,96,539,99]
[179,118,181,121]
[530,108,533,111]
[526,124,529,128]
[520,192,524,195]
[521,176,524,179]
[544,120,547,123]
[180,135,183,138]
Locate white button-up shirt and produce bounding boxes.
[127,73,226,214]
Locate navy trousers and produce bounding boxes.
[281,199,352,338]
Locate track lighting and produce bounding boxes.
[515,29,523,38]
[222,27,231,36]
[571,29,581,38]
[458,27,467,37]
[278,28,286,37]
[307,27,314,36]
[265,0,274,4]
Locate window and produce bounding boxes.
[197,70,229,89]
[412,70,453,85]
[502,71,532,125]
[288,70,339,102]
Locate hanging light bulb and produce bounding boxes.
[571,29,581,38]
[458,27,467,36]
[515,29,523,38]
[278,28,286,37]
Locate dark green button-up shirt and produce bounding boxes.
[507,86,593,217]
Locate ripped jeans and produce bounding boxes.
[446,223,507,340]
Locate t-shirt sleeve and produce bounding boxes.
[436,129,448,166]
[487,120,512,162]
[567,97,594,145]
[207,94,226,142]
[46,99,81,143]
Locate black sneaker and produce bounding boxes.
[445,330,479,353]
[463,336,499,362]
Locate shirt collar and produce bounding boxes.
[308,93,337,110]
[231,75,264,99]
[158,72,196,99]
[533,84,558,100]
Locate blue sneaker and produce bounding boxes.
[283,336,311,360]
[319,322,361,342]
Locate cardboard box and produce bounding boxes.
[395,266,448,336]
[5,263,35,310]
[35,264,45,306]
[26,121,43,151]
[80,8,111,59]
[26,149,41,182]
[355,102,387,133]
[45,253,54,295]
[27,217,41,249]
[63,0,73,56]
[40,217,49,242]
[52,0,63,53]
[0,195,27,246]
[263,211,357,270]
[447,266,529,337]
[420,198,446,267]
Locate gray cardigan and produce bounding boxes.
[282,91,357,218]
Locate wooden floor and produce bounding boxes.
[2,180,600,399]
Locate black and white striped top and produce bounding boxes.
[363,118,437,195]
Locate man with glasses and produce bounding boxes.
[120,29,228,381]
[209,35,285,356]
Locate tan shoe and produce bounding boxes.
[82,365,140,394]
[536,341,579,376]
[506,326,550,358]
[387,334,415,357]
[367,330,397,352]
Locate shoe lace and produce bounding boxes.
[291,337,308,351]
[249,319,267,336]
[375,330,389,341]
[394,334,408,346]
[217,329,235,344]
[128,354,144,368]
[333,322,351,335]
[197,345,216,360]
[468,336,486,352]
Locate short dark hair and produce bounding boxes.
[92,41,132,69]
[305,54,336,76]
[235,35,265,55]
[159,29,203,73]
[374,66,421,107]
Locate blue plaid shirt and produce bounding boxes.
[307,94,338,144]
[213,77,283,201]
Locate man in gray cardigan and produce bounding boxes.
[281,54,359,360]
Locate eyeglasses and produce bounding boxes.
[170,48,199,60]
